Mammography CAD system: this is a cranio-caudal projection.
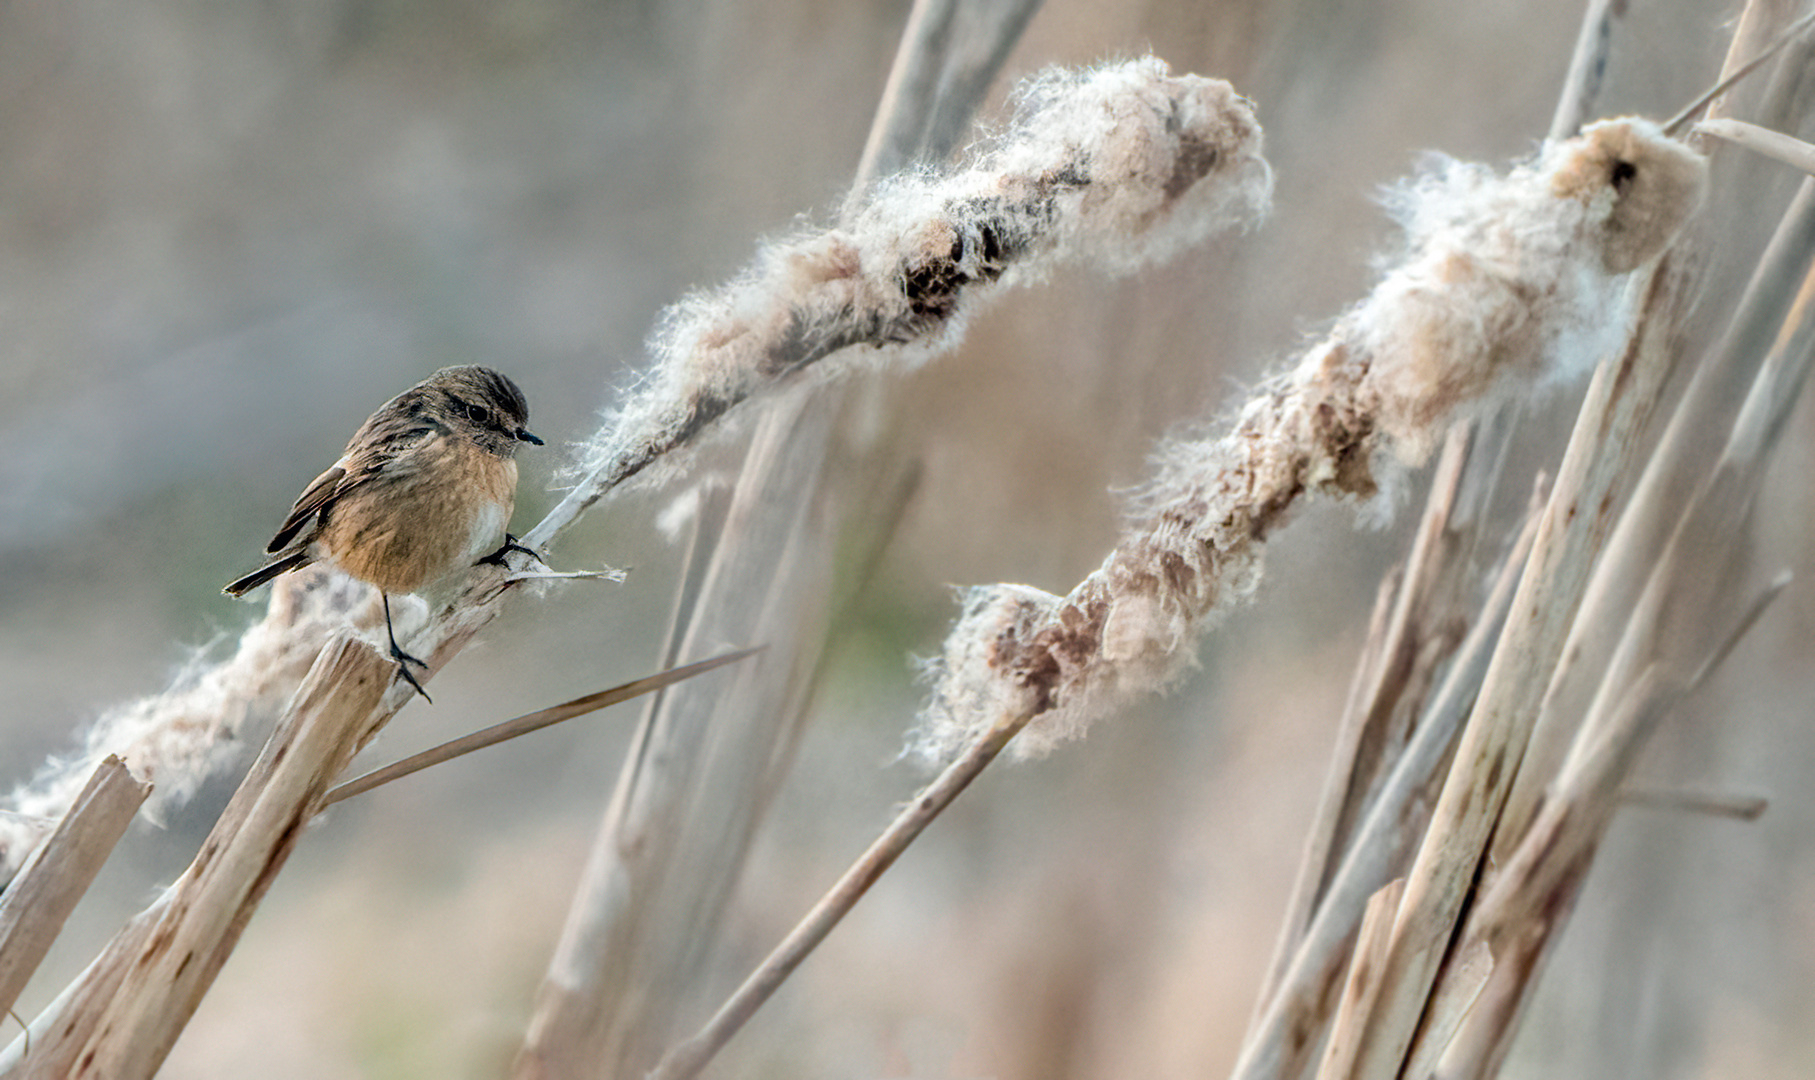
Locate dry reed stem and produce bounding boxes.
[0,758,150,1020]
[508,482,736,1080]
[1497,175,1815,853]
[1698,118,1815,175]
[1496,4,1815,852]
[1661,7,1815,136]
[1403,939,1493,1080]
[1340,252,1693,1080]
[1332,23,1815,1063]
[1313,878,1406,1080]
[1255,557,1404,1017]
[1550,0,1624,140]
[321,646,763,807]
[1283,432,1472,941]
[850,0,1046,194]
[1432,574,1788,1080]
[512,393,852,1080]
[1252,429,1474,1023]
[1619,788,1769,819]
[1425,216,1815,1079]
[0,569,374,878]
[646,699,1031,1080]
[7,634,393,1078]
[1262,2,1654,976]
[1231,491,1539,1080]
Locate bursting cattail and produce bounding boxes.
[558,56,1273,513]
[917,117,1708,762]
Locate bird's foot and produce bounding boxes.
[479,533,545,569]
[390,643,432,703]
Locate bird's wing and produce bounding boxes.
[266,464,349,553]
[264,421,446,554]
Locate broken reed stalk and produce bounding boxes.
[1313,877,1406,1080]
[0,758,150,1021]
[5,635,395,1078]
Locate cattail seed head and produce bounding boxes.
[917,118,1707,763]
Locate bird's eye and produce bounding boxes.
[465,402,492,426]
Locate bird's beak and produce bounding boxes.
[517,429,544,446]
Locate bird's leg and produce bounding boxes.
[383,593,432,703]
[478,533,545,568]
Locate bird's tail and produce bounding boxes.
[223,550,312,597]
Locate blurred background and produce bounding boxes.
[1,0,1811,1077]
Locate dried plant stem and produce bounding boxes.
[1550,0,1624,139]
[1280,432,1471,942]
[1432,574,1788,1080]
[849,0,1045,193]
[1313,878,1406,1080]
[1662,7,1815,135]
[1231,491,1539,1080]
[7,634,394,1078]
[1619,788,1769,819]
[1426,205,1815,1079]
[1341,255,1692,1080]
[320,647,762,807]
[646,703,1034,1080]
[1699,118,1815,175]
[0,758,150,1019]
[512,393,855,1079]
[1497,175,1815,853]
[1254,432,1471,1014]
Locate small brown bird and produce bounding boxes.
[224,365,543,700]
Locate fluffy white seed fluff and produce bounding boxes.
[915,117,1708,763]
[564,56,1272,504]
[0,568,377,878]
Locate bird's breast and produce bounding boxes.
[320,441,518,595]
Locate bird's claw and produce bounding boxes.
[478,533,545,569]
